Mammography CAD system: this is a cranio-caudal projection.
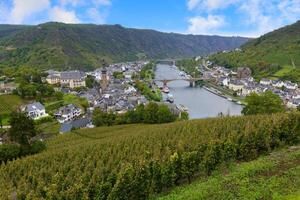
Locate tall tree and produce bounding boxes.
[8,112,36,145]
[242,91,285,115]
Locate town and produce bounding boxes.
[194,58,300,109]
[0,60,186,135]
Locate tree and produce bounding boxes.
[92,109,116,127]
[8,112,36,146]
[85,75,97,88]
[242,91,285,115]
[144,102,159,124]
[157,105,176,123]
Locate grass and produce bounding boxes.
[63,94,88,110]
[36,121,60,136]
[155,146,300,200]
[0,95,26,125]
[0,94,24,115]
[274,65,294,77]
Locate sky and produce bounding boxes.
[0,0,300,37]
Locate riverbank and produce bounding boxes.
[203,81,245,105]
[155,64,242,118]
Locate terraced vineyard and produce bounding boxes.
[0,95,24,115]
[156,146,300,200]
[1,113,300,199]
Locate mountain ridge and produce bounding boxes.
[210,20,300,80]
[0,22,249,70]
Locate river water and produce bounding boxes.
[155,64,243,119]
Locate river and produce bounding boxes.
[155,64,243,119]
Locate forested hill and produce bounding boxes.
[210,20,300,80]
[0,22,249,70]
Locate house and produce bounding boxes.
[284,81,298,90]
[287,99,300,108]
[59,118,94,133]
[46,74,61,85]
[60,71,86,88]
[24,102,48,120]
[55,104,82,123]
[228,80,244,91]
[124,86,137,94]
[260,78,272,85]
[242,85,258,96]
[272,80,284,88]
[219,77,230,86]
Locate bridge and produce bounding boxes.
[157,60,176,66]
[155,77,210,87]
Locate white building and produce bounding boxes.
[260,78,272,85]
[24,102,48,120]
[54,104,82,123]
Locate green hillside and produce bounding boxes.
[0,22,249,71]
[210,20,300,81]
[1,113,300,199]
[156,146,300,200]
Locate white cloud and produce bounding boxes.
[87,8,106,24]
[187,0,240,11]
[49,6,80,23]
[187,0,200,10]
[9,0,50,24]
[186,0,300,37]
[187,15,226,35]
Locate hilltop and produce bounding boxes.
[0,22,249,70]
[210,20,300,81]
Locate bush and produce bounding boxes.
[30,141,46,154]
[34,116,54,125]
[0,144,20,163]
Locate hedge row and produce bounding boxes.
[0,141,46,163]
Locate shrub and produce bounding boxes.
[0,144,20,163]
[30,141,46,154]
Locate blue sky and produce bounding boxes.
[0,0,300,37]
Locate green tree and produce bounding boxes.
[242,91,285,115]
[8,112,36,146]
[85,75,97,88]
[144,102,159,124]
[157,105,176,123]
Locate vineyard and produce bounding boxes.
[0,95,24,115]
[1,113,300,199]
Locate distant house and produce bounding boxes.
[61,71,86,88]
[284,81,298,90]
[219,77,230,86]
[260,78,272,85]
[46,74,61,85]
[59,118,93,133]
[55,104,82,123]
[242,85,258,96]
[23,102,48,120]
[229,80,244,91]
[272,80,284,88]
[287,99,300,108]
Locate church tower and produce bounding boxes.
[100,59,109,91]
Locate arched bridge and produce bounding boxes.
[155,77,210,87]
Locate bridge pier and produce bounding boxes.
[189,81,196,87]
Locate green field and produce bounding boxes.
[156,146,300,200]
[0,95,24,115]
[1,112,300,199]
[0,95,26,125]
